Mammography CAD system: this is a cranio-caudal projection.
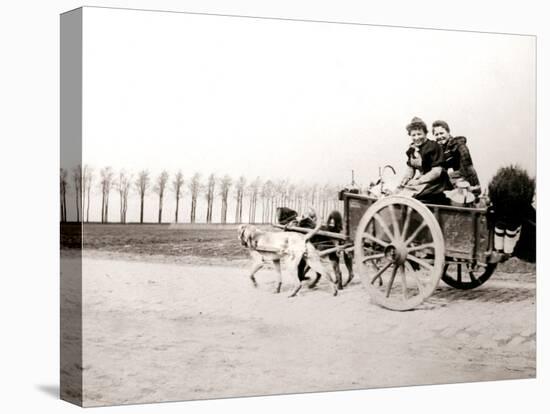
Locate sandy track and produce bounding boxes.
[65,255,535,407]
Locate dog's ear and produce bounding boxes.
[238,225,247,245]
[246,228,257,249]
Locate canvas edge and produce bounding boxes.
[60,7,83,407]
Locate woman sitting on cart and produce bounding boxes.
[432,119,481,196]
[399,116,453,205]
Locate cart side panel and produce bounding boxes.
[344,193,492,263]
[431,207,490,261]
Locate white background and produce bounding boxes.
[0,0,548,413]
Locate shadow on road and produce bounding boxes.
[433,285,535,304]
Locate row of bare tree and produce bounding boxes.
[60,166,344,224]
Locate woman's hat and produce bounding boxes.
[406,116,428,134]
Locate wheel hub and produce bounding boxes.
[384,242,407,265]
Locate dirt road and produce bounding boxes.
[66,255,535,407]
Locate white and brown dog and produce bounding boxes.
[238,223,338,297]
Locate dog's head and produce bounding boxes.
[326,210,344,233]
[238,224,257,248]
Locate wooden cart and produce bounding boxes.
[280,191,501,311]
[344,192,501,310]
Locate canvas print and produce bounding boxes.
[60,7,536,407]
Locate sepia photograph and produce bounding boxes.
[60,7,536,407]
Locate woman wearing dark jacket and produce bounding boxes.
[432,120,481,194]
[400,117,453,204]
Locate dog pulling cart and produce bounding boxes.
[279,191,503,311]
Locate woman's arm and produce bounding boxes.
[409,166,442,185]
[400,166,416,186]
[457,143,481,186]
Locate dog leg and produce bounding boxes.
[342,252,355,287]
[273,259,282,294]
[288,283,303,298]
[248,259,263,288]
[332,259,343,290]
[306,246,338,296]
[308,273,321,289]
[288,255,306,298]
[297,258,311,282]
[326,268,339,296]
[321,268,339,296]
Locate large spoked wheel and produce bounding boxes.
[354,196,445,311]
[441,261,497,290]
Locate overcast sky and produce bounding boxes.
[72,7,536,223]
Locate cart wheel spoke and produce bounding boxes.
[388,204,400,239]
[362,253,385,263]
[457,264,463,283]
[401,205,412,242]
[400,264,408,299]
[373,213,395,243]
[468,271,480,286]
[385,264,399,298]
[406,254,434,271]
[371,260,392,285]
[404,222,428,246]
[363,232,389,248]
[407,242,435,254]
[410,271,425,293]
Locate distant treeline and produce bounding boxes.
[60,165,350,224]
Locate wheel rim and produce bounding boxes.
[441,261,497,290]
[354,196,445,311]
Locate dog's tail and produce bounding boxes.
[303,211,322,242]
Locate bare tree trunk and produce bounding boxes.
[105,194,109,223]
[101,191,105,223]
[140,196,144,224]
[86,187,91,222]
[120,195,124,224]
[75,190,80,222]
[236,197,240,223]
[60,185,66,223]
[252,195,257,223]
[238,193,243,223]
[158,194,164,223]
[175,194,180,223]
[123,195,128,223]
[63,191,67,222]
[190,196,196,223]
[220,187,229,224]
